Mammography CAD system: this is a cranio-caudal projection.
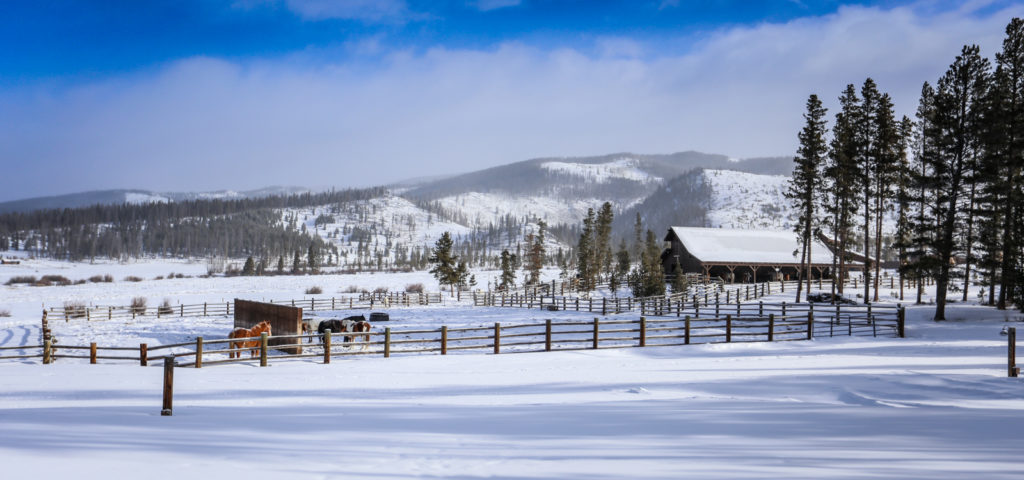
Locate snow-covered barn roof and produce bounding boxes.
[666,227,836,266]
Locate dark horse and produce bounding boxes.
[318,315,372,347]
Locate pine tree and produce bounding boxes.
[307,243,321,273]
[786,94,828,303]
[893,116,915,301]
[870,91,901,302]
[595,203,614,279]
[292,250,301,274]
[671,256,688,294]
[242,256,255,276]
[429,232,459,294]
[990,18,1024,310]
[499,249,516,290]
[525,221,547,284]
[823,84,863,298]
[925,45,991,320]
[576,209,596,291]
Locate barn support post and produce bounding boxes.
[323,330,331,364]
[1009,327,1018,377]
[161,357,174,416]
[259,332,268,367]
[545,319,552,351]
[639,317,646,347]
[195,337,203,368]
[441,326,448,355]
[140,343,148,367]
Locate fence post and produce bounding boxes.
[384,328,391,358]
[441,326,448,355]
[161,357,174,416]
[759,301,763,316]
[180,304,184,317]
[807,312,814,340]
[195,337,203,368]
[726,315,732,343]
[203,302,207,316]
[1009,327,1018,378]
[768,314,775,342]
[494,323,501,354]
[90,342,97,364]
[323,330,331,364]
[43,339,51,364]
[897,305,905,338]
[640,317,646,347]
[602,298,606,316]
[140,343,148,366]
[545,319,552,351]
[592,318,599,349]
[260,332,268,367]
[685,315,691,345]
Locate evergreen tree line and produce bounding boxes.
[787,18,1024,317]
[0,188,385,261]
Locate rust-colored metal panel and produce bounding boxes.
[234,299,303,354]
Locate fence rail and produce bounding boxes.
[43,292,444,322]
[5,307,903,366]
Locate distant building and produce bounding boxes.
[661,226,861,283]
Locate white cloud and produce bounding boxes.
[2,3,1022,199]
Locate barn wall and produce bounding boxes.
[234,299,303,354]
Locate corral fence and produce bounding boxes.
[43,292,444,322]
[474,279,904,317]
[2,303,904,365]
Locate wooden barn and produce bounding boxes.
[661,226,858,283]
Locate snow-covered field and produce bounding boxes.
[3,259,1024,479]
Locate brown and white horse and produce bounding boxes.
[228,320,272,358]
[317,315,372,349]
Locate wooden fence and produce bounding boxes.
[2,305,904,366]
[43,291,444,322]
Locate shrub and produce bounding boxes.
[154,276,164,280]
[130,297,147,315]
[63,301,87,319]
[88,275,106,283]
[405,283,424,293]
[174,273,186,279]
[40,275,71,286]
[5,276,36,285]
[341,285,360,293]
[157,299,174,316]
[124,276,143,283]
[0,309,10,317]
[74,279,87,285]
[305,286,323,295]
[373,286,388,294]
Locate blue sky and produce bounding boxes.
[1,0,1022,201]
